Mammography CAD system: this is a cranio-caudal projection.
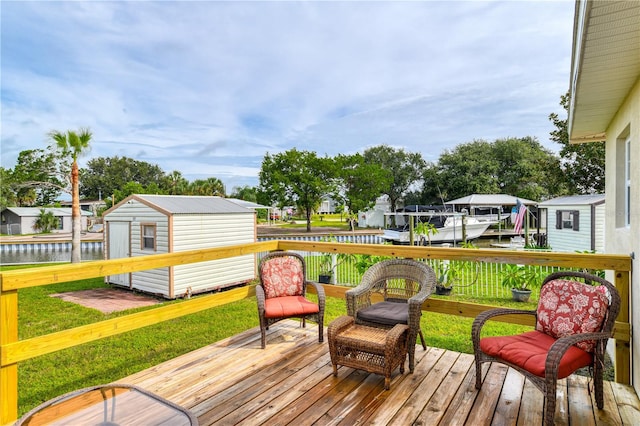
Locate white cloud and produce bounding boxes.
[1,1,574,189]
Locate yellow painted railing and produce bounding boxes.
[0,240,632,424]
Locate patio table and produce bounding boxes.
[15,384,198,426]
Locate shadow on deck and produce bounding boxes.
[118,320,640,425]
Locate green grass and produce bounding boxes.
[5,263,533,416]
[264,213,353,230]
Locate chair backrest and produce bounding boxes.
[360,259,436,302]
[259,251,307,299]
[535,271,620,353]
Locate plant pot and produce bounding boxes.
[436,286,452,296]
[511,288,532,302]
[318,274,332,284]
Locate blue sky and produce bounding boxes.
[1,1,574,192]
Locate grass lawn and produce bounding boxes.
[5,263,534,416]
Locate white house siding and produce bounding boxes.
[171,214,256,297]
[604,78,639,390]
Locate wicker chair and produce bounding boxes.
[472,271,620,426]
[257,251,325,349]
[345,258,436,372]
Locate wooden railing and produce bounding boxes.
[0,240,632,424]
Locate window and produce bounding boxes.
[555,210,579,231]
[616,131,631,228]
[56,217,63,230]
[625,136,631,227]
[141,224,156,250]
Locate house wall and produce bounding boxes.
[171,213,256,297]
[103,200,171,296]
[547,204,604,253]
[605,78,639,391]
[0,209,88,234]
[0,210,23,234]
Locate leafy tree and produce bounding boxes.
[362,145,425,212]
[432,140,499,201]
[0,167,17,209]
[332,153,391,229]
[492,137,566,200]
[49,128,92,263]
[230,185,258,202]
[80,156,167,199]
[258,149,334,232]
[113,181,146,205]
[162,170,190,195]
[10,148,67,205]
[425,137,566,202]
[549,92,605,194]
[33,208,58,233]
[185,177,225,196]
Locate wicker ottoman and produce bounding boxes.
[328,315,409,390]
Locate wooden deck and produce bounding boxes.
[118,320,640,425]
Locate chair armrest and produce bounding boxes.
[545,331,613,380]
[471,308,536,343]
[345,286,372,317]
[306,280,326,308]
[406,276,436,319]
[255,284,266,313]
[327,316,354,341]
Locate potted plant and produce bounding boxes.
[318,253,334,284]
[500,264,543,302]
[414,221,438,246]
[434,243,479,295]
[435,261,456,295]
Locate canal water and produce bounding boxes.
[1,247,105,265]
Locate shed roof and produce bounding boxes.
[2,207,92,217]
[538,194,605,207]
[226,198,270,210]
[132,195,253,214]
[445,194,537,207]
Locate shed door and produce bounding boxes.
[108,221,130,287]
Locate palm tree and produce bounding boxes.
[49,128,92,263]
[34,208,58,233]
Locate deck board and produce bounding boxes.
[116,320,640,425]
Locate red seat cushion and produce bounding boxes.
[480,330,593,379]
[264,296,319,318]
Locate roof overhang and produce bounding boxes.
[568,0,640,144]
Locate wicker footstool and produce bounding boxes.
[328,315,409,390]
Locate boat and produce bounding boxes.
[381,205,494,245]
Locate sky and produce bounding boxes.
[1,1,575,192]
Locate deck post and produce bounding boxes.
[614,269,631,385]
[0,288,19,424]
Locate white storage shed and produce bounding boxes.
[102,194,257,298]
[538,194,605,253]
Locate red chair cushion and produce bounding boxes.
[261,256,304,298]
[264,296,319,318]
[536,279,609,352]
[480,330,593,379]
